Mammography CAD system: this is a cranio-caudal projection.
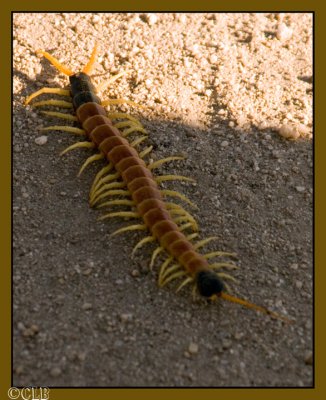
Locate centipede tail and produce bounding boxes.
[25,45,293,323]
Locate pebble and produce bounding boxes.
[119,313,133,323]
[130,269,140,277]
[50,367,62,377]
[222,339,232,350]
[296,186,305,192]
[276,23,293,42]
[278,124,300,140]
[210,54,218,64]
[304,351,313,365]
[188,342,199,354]
[17,322,25,331]
[295,280,303,289]
[221,140,229,147]
[34,135,48,145]
[82,268,92,276]
[22,324,39,337]
[145,14,158,26]
[82,302,92,310]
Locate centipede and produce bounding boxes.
[25,44,292,323]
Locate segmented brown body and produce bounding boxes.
[76,99,210,280]
[25,47,293,322]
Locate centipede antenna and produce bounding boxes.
[82,44,98,75]
[36,50,74,76]
[219,292,293,324]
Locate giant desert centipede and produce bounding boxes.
[25,44,291,323]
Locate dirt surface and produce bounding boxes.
[13,13,313,387]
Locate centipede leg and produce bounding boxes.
[41,111,78,121]
[60,141,95,156]
[25,88,71,105]
[40,125,86,136]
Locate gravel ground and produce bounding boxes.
[13,12,313,387]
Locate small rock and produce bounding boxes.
[131,269,140,277]
[82,302,92,310]
[82,268,92,276]
[35,135,48,145]
[276,23,293,41]
[119,313,133,323]
[210,54,218,64]
[278,124,300,140]
[221,140,229,147]
[304,351,313,365]
[222,339,232,349]
[188,342,199,354]
[17,322,25,331]
[295,280,303,289]
[50,367,62,377]
[145,14,158,25]
[296,186,305,192]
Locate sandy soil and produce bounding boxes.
[13,12,313,387]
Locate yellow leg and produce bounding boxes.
[60,141,95,156]
[102,98,146,109]
[172,215,198,231]
[90,182,126,205]
[166,203,198,231]
[78,153,105,176]
[131,235,156,256]
[176,276,193,293]
[193,237,219,250]
[89,189,131,207]
[130,136,148,148]
[148,156,185,171]
[122,126,148,137]
[41,126,85,135]
[97,71,128,92]
[90,171,121,199]
[90,164,113,197]
[107,113,141,124]
[97,199,135,209]
[209,263,238,271]
[158,256,173,281]
[110,224,147,237]
[25,87,71,105]
[204,251,237,260]
[161,190,196,208]
[31,99,73,108]
[179,222,194,232]
[114,121,142,130]
[150,246,165,270]
[98,211,139,221]
[216,272,238,284]
[139,146,153,159]
[41,111,77,121]
[160,263,182,283]
[60,142,95,156]
[160,270,186,287]
[186,232,199,241]
[155,175,195,184]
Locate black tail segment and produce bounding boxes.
[196,270,224,297]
